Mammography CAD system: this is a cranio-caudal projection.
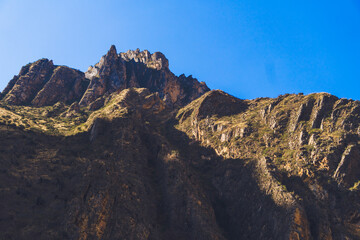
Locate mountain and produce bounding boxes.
[0,46,359,240]
[1,46,208,109]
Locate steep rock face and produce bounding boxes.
[1,61,89,107]
[120,48,169,70]
[333,144,360,187]
[32,66,89,107]
[1,46,209,109]
[177,91,360,239]
[80,45,125,105]
[2,59,55,105]
[79,45,209,107]
[177,91,313,239]
[0,63,33,99]
[0,88,226,239]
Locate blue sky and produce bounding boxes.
[0,0,360,100]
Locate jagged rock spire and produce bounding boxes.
[79,45,208,108]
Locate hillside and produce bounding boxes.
[0,46,359,240]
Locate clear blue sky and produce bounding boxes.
[1,0,360,100]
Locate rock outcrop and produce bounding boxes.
[177,90,360,239]
[31,66,89,107]
[2,59,55,105]
[79,45,209,108]
[333,144,360,187]
[1,45,209,109]
[1,60,89,107]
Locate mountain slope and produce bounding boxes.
[0,47,359,240]
[176,90,360,239]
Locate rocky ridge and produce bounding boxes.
[1,46,209,109]
[176,90,360,239]
[0,47,359,240]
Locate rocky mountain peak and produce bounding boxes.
[1,45,209,108]
[120,48,169,70]
[103,44,119,64]
[108,44,118,56]
[1,59,55,105]
[79,45,208,107]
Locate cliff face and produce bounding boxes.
[176,90,360,239]
[1,59,56,105]
[79,46,208,108]
[0,47,359,240]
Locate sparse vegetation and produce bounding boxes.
[350,180,360,191]
[0,101,91,136]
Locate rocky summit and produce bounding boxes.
[1,45,208,110]
[0,46,359,240]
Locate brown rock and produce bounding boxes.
[310,94,337,129]
[2,59,55,105]
[333,144,360,187]
[32,66,89,106]
[79,46,209,107]
[2,46,209,109]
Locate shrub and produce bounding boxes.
[350,180,360,191]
